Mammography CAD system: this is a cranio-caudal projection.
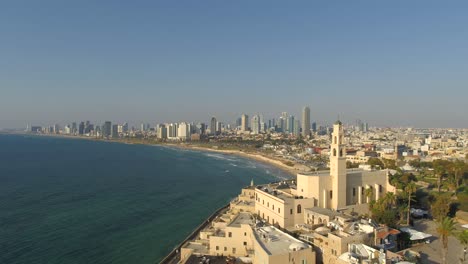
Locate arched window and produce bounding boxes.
[333,148,337,156]
[297,204,302,214]
[339,149,343,157]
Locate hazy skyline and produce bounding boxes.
[1,1,467,129]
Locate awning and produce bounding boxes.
[400,227,432,241]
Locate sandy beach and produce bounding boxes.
[164,144,297,177]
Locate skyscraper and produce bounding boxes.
[111,124,119,138]
[241,114,249,132]
[71,122,77,134]
[287,115,294,134]
[251,115,260,134]
[103,121,112,138]
[302,106,311,137]
[236,117,242,128]
[157,124,167,139]
[210,117,217,135]
[294,120,300,137]
[78,122,85,135]
[177,122,190,140]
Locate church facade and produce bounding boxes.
[255,121,396,229]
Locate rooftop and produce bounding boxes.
[304,207,343,218]
[253,226,311,255]
[228,212,254,227]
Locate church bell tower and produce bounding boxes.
[330,120,347,209]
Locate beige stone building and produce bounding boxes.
[255,121,396,229]
[180,188,316,264]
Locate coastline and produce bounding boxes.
[4,132,297,178]
[163,143,297,177]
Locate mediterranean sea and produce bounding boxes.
[0,134,290,264]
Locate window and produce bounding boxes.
[262,199,264,205]
[334,136,337,144]
[243,241,247,246]
[379,185,383,192]
[330,190,333,199]
[297,204,302,214]
[272,205,274,210]
[216,246,219,250]
[333,148,337,156]
[278,208,281,213]
[224,247,227,251]
[267,202,269,207]
[228,232,232,238]
[353,188,356,196]
[244,232,247,236]
[339,149,343,157]
[290,209,293,215]
[232,248,236,254]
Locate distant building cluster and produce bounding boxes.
[24,105,322,141]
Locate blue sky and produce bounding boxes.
[1,1,467,128]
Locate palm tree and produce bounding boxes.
[384,191,396,209]
[436,217,456,264]
[458,230,468,262]
[364,187,374,203]
[405,182,417,225]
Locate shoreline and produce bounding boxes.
[4,132,297,178]
[163,143,297,177]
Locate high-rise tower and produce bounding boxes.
[302,106,311,137]
[330,120,347,209]
[241,114,249,132]
[210,117,217,135]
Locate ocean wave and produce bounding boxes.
[203,153,237,162]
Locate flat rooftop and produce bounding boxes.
[304,207,343,218]
[228,212,254,227]
[183,242,209,255]
[254,226,311,255]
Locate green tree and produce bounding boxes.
[346,161,359,169]
[431,193,451,222]
[452,160,467,190]
[409,159,421,169]
[436,217,456,264]
[367,157,384,169]
[383,191,397,209]
[458,230,468,262]
[433,160,451,193]
[405,182,417,225]
[382,158,397,169]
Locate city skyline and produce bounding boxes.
[1,1,468,129]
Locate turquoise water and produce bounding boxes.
[0,134,289,264]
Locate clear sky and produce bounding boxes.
[1,1,467,129]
